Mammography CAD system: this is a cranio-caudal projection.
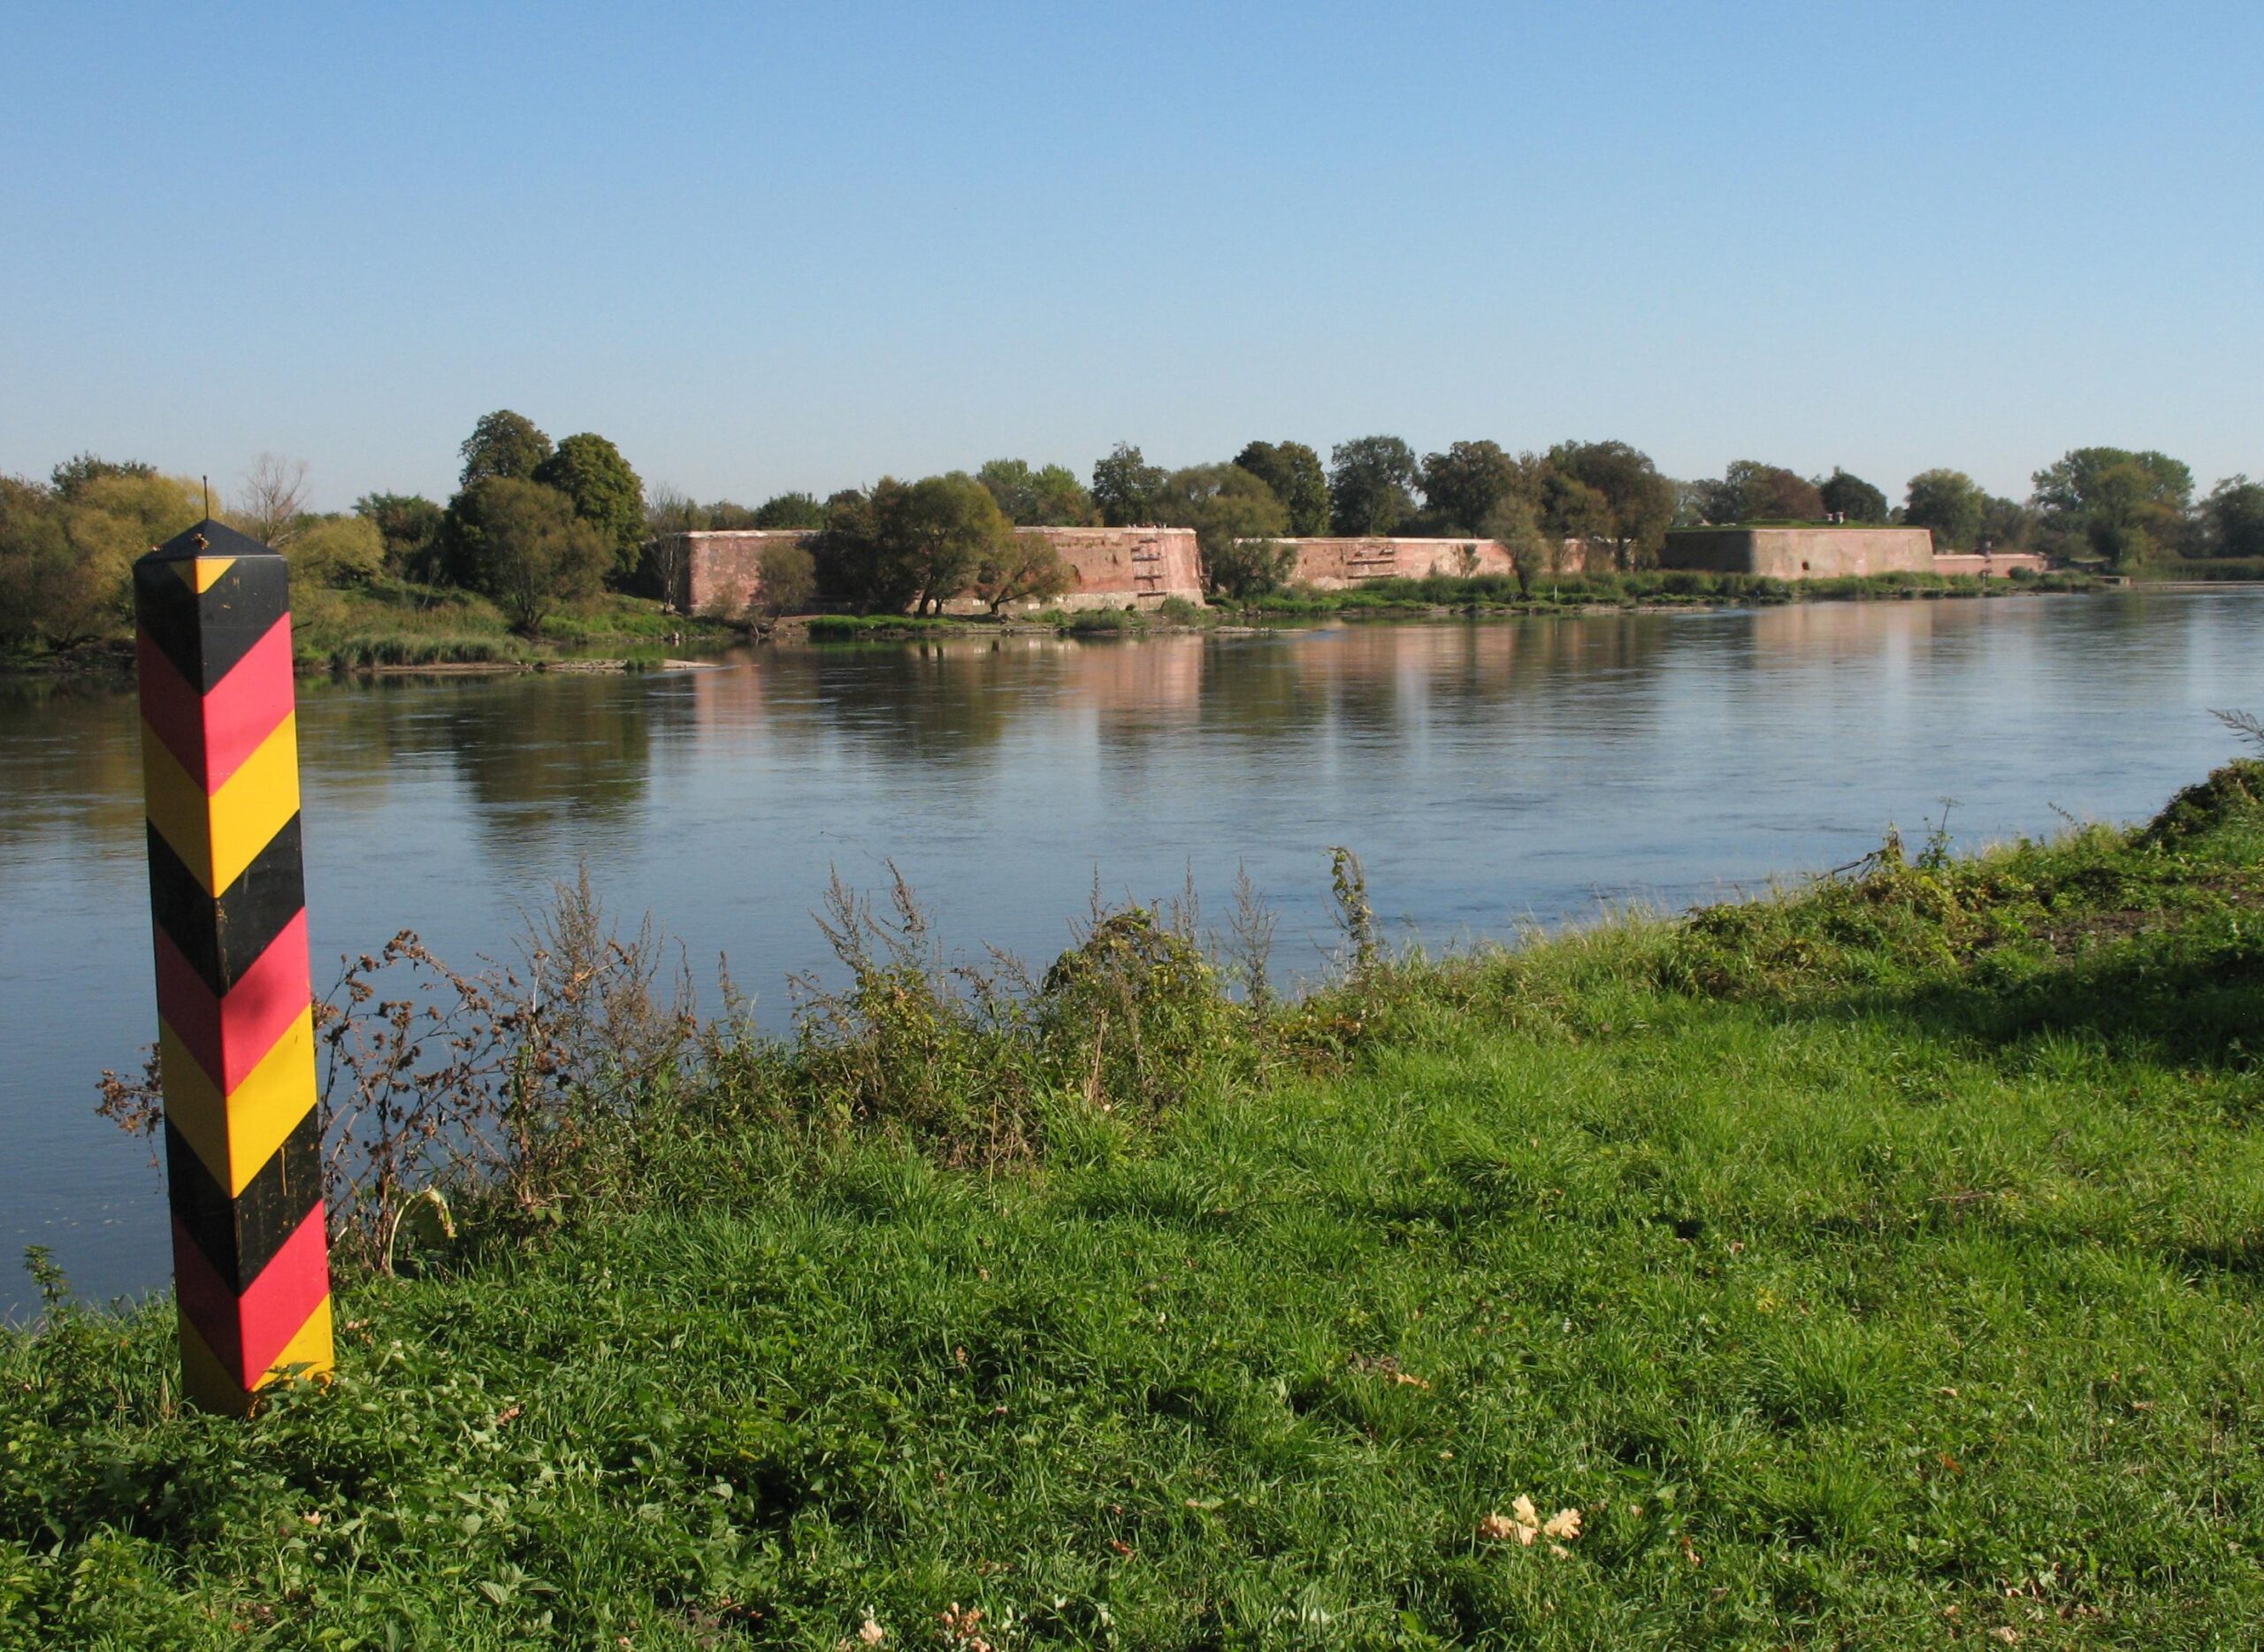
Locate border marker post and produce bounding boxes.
[133,518,333,1414]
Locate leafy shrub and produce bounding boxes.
[1039,906,1234,1118]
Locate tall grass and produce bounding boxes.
[14,761,2264,1645]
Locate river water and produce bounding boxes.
[4,591,2261,1316]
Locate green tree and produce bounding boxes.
[355,492,446,579]
[753,539,817,617]
[2202,477,2264,560]
[1698,461,1824,524]
[1817,468,1888,523]
[1232,440,1330,535]
[1092,443,1168,527]
[1419,440,1523,536]
[815,474,1012,614]
[448,478,612,633]
[978,460,1098,526]
[1903,469,1987,549]
[1544,440,1677,564]
[2,471,203,648]
[458,409,555,486]
[1026,464,1098,526]
[971,533,1075,614]
[2031,447,2194,568]
[287,516,386,587]
[1328,436,1419,535]
[752,492,830,530]
[1979,494,2032,552]
[534,433,645,578]
[1484,493,1553,593]
[0,478,75,647]
[1159,464,1291,597]
[49,453,156,501]
[1538,470,1613,546]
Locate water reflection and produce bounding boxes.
[7,592,2264,1313]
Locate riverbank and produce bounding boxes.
[1236,566,2097,619]
[8,758,2264,1644]
[0,577,741,680]
[798,569,2099,642]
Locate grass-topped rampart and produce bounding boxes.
[11,763,2264,1644]
[1241,566,2096,618]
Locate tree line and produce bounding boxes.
[7,415,2263,649]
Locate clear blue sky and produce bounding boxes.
[4,1,2259,511]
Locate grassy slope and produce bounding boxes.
[1239,569,2095,618]
[10,770,2264,1648]
[289,580,738,670]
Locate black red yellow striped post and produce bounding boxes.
[134,518,333,1414]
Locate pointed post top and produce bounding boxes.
[143,518,279,564]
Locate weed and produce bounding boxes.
[31,761,2264,1645]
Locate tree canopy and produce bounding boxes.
[1542,441,1677,562]
[1092,444,1168,527]
[50,453,157,501]
[1158,464,1291,597]
[976,460,1098,527]
[2,470,204,648]
[355,492,446,578]
[447,478,612,632]
[971,533,1075,614]
[533,432,646,577]
[1817,468,1888,524]
[1232,441,1330,536]
[1328,436,1419,536]
[2203,477,2264,561]
[1696,462,1825,525]
[2032,447,2194,568]
[1903,470,1987,549]
[752,492,830,530]
[1419,440,1522,537]
[816,474,1014,614]
[458,410,555,487]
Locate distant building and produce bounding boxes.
[649,525,1205,615]
[1660,526,1936,578]
[1281,537,1593,588]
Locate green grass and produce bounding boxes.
[805,614,975,640]
[10,765,2264,1647]
[1242,569,2098,618]
[2129,557,2264,584]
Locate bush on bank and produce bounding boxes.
[10,763,2264,1645]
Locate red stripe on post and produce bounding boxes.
[153,908,312,1093]
[172,1203,329,1386]
[135,613,295,791]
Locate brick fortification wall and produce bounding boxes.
[1660,526,1936,578]
[1932,551,2049,578]
[653,526,1205,615]
[1282,537,1591,588]
[941,527,1204,614]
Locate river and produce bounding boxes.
[4,590,2261,1316]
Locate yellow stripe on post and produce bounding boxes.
[139,712,302,894]
[158,1008,318,1198]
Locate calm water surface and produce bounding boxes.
[4,592,2261,1315]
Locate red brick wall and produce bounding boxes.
[1932,552,2049,578]
[1284,537,1591,588]
[1661,527,1936,577]
[658,525,1205,616]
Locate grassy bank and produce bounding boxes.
[3,579,740,679]
[11,764,2264,1646]
[1237,567,2097,618]
[801,575,2100,645]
